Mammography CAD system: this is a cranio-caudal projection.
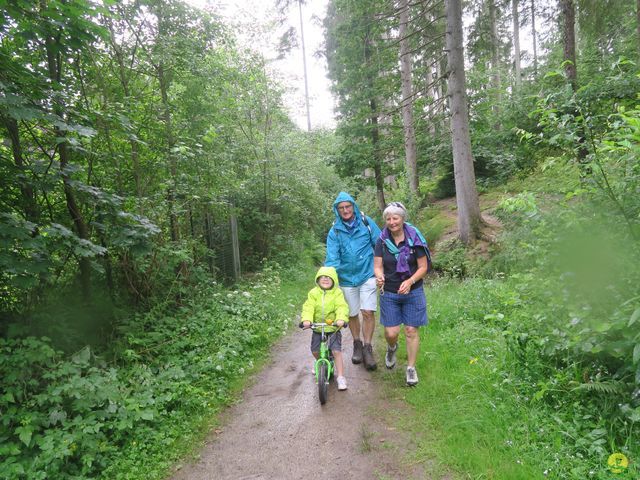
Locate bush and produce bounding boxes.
[0,264,301,480]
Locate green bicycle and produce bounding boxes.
[299,322,342,405]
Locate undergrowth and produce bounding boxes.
[0,262,312,480]
[391,179,640,479]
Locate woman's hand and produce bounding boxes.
[376,274,385,288]
[398,278,413,295]
[302,320,311,329]
[336,320,345,328]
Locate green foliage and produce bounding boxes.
[431,240,469,278]
[0,264,304,480]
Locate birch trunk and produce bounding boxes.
[561,0,577,91]
[513,0,522,89]
[531,0,538,76]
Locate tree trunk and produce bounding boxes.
[2,116,39,223]
[298,0,311,131]
[561,0,577,90]
[636,0,639,60]
[489,0,502,117]
[157,62,179,243]
[398,0,419,195]
[531,0,538,77]
[445,0,482,244]
[513,0,522,89]
[45,32,92,299]
[108,19,143,204]
[560,0,589,164]
[370,97,386,213]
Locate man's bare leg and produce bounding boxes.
[361,310,377,370]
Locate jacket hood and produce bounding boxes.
[315,266,339,290]
[332,191,363,225]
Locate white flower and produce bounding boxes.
[242,291,251,298]
[215,365,222,371]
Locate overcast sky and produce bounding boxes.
[185,0,336,130]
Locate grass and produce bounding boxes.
[376,273,640,480]
[388,279,544,479]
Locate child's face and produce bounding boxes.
[317,275,334,290]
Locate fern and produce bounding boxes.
[572,380,626,395]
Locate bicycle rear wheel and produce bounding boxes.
[318,362,329,405]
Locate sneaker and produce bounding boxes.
[337,375,348,391]
[363,344,377,371]
[352,339,363,364]
[406,366,418,386]
[385,343,397,369]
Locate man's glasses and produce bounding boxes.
[337,205,353,211]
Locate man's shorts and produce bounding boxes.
[340,277,378,317]
[310,330,342,353]
[379,287,428,328]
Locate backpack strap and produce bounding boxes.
[360,212,375,248]
[332,213,376,249]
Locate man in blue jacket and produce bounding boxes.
[325,192,382,370]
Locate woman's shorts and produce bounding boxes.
[379,287,428,328]
[310,330,342,353]
[340,277,378,317]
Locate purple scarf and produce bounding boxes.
[380,223,426,279]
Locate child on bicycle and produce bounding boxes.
[301,266,350,391]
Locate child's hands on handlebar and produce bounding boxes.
[301,320,311,329]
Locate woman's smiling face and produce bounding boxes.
[385,214,404,234]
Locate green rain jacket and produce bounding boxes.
[301,266,349,333]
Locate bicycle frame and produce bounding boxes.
[314,323,335,382]
[301,322,342,404]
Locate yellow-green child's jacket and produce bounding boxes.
[301,266,349,333]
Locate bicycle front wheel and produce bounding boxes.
[318,362,329,405]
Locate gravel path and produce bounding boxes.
[169,327,429,480]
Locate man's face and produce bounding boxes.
[337,201,354,221]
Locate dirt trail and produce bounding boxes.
[169,328,428,480]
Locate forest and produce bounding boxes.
[1,0,639,478]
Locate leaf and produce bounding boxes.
[634,343,640,365]
[72,346,91,365]
[629,308,640,327]
[139,410,154,420]
[15,426,32,446]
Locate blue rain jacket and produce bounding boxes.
[325,192,381,287]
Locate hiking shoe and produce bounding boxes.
[385,343,397,369]
[363,343,377,371]
[406,366,418,386]
[352,339,363,364]
[337,375,348,391]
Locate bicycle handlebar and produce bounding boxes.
[298,321,346,329]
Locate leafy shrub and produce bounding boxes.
[432,240,469,278]
[0,264,300,480]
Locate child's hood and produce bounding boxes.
[315,266,339,290]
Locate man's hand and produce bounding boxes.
[336,320,345,328]
[376,274,385,288]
